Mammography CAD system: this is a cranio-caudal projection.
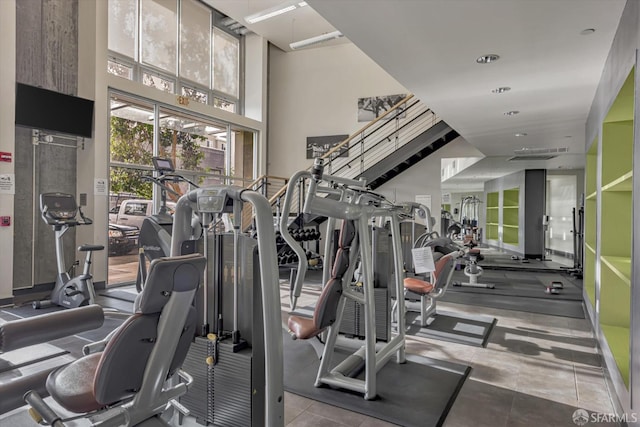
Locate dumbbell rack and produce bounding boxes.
[276,225,322,267]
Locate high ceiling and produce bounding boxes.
[208,0,626,188]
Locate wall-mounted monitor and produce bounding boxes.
[15,83,94,138]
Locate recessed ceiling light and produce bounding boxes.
[492,87,511,94]
[580,28,596,35]
[504,110,519,116]
[476,54,500,64]
[515,132,527,137]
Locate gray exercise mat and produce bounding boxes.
[440,292,585,318]
[449,270,583,301]
[405,310,497,348]
[476,254,568,272]
[283,330,471,427]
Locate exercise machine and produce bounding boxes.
[400,251,461,326]
[283,158,406,400]
[33,193,104,309]
[562,205,584,278]
[452,243,495,289]
[398,212,465,326]
[416,229,494,290]
[136,156,199,291]
[446,196,482,243]
[24,254,206,427]
[171,186,284,427]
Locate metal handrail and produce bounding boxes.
[248,95,441,229]
[321,94,415,160]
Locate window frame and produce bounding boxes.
[106,0,243,114]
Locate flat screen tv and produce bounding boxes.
[15,83,94,138]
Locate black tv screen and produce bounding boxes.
[15,83,94,138]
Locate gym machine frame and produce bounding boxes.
[281,158,407,400]
[171,186,284,427]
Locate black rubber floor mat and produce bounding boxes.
[283,330,471,427]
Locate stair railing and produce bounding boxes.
[266,94,439,215]
[322,95,439,180]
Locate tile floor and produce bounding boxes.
[280,277,617,427]
[2,260,616,427]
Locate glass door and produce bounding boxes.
[108,93,155,286]
[108,91,257,287]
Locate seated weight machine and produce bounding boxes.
[24,254,206,427]
[282,158,407,400]
[170,186,284,427]
[399,214,466,326]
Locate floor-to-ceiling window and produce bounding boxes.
[105,0,253,286]
[108,0,241,113]
[107,92,256,286]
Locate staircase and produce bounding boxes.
[241,94,458,229]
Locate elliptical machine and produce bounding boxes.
[34,192,104,309]
[136,157,199,291]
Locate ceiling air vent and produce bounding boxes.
[508,155,557,161]
[508,147,569,161]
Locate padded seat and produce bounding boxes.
[44,254,205,414]
[46,353,102,413]
[403,253,455,296]
[288,316,319,340]
[463,248,484,261]
[404,277,434,295]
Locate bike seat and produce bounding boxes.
[78,244,105,252]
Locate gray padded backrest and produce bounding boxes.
[426,237,457,256]
[94,313,159,404]
[93,254,205,405]
[134,254,205,313]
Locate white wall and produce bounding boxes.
[0,0,16,301]
[267,43,487,235]
[268,43,408,178]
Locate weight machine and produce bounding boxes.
[282,158,406,400]
[171,186,284,427]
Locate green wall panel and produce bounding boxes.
[601,325,630,388]
[599,261,630,327]
[602,121,633,186]
[600,192,632,257]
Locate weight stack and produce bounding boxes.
[340,298,360,337]
[180,336,214,425]
[180,338,263,426]
[338,287,390,342]
[212,341,256,427]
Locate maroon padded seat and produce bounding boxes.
[402,253,455,296]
